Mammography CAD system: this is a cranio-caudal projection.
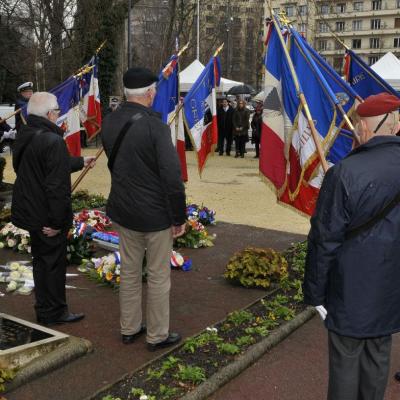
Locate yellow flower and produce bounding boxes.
[116,276,120,284]
[106,271,113,281]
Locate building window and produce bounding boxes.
[353,1,364,11]
[353,20,362,30]
[397,0,400,8]
[395,18,400,28]
[352,39,362,48]
[368,56,379,65]
[371,19,381,29]
[273,7,280,14]
[207,4,212,10]
[206,27,214,35]
[394,37,400,47]
[232,6,240,12]
[285,5,294,17]
[370,38,380,48]
[298,23,306,33]
[206,16,214,23]
[298,5,307,16]
[319,40,328,50]
[319,22,329,32]
[371,0,382,10]
[336,21,345,31]
[333,57,343,72]
[335,41,342,50]
[320,3,330,14]
[336,3,346,13]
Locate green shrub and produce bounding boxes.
[71,190,107,211]
[224,247,288,288]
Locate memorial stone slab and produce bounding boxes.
[0,313,68,369]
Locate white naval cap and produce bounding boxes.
[17,82,33,92]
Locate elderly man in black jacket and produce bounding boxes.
[102,67,186,351]
[12,91,94,325]
[304,92,400,400]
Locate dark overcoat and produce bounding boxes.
[11,115,84,231]
[101,101,186,233]
[304,136,400,338]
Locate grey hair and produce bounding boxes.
[124,82,156,98]
[27,92,58,118]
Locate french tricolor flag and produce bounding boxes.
[153,55,188,181]
[79,56,101,139]
[51,77,82,157]
[183,56,221,174]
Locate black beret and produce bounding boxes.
[123,67,158,89]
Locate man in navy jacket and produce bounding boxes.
[304,93,400,400]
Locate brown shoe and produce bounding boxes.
[147,332,181,352]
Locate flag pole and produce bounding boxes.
[268,6,329,173]
[0,108,21,125]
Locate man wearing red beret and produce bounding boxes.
[304,92,400,399]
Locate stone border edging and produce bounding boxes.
[179,306,316,400]
[5,336,92,393]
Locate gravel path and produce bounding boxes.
[2,148,310,235]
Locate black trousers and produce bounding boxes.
[218,132,232,155]
[235,135,246,156]
[328,330,391,400]
[254,139,260,157]
[29,230,68,322]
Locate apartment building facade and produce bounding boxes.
[267,0,400,72]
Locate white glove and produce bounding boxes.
[2,129,16,141]
[315,305,327,320]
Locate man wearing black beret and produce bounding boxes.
[304,92,400,399]
[102,67,186,351]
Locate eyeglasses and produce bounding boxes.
[49,108,61,115]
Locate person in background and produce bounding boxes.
[14,82,34,132]
[303,93,400,400]
[0,120,16,153]
[217,98,234,156]
[11,92,95,326]
[101,67,186,351]
[232,99,250,158]
[250,102,263,158]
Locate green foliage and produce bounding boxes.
[0,368,16,393]
[131,388,155,400]
[284,241,307,276]
[217,342,240,355]
[174,365,206,384]
[146,356,181,381]
[244,325,269,337]
[263,296,295,321]
[102,396,121,400]
[235,335,255,347]
[71,190,107,212]
[224,247,288,288]
[159,384,179,399]
[226,310,254,326]
[183,331,222,353]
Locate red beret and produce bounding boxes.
[357,93,400,117]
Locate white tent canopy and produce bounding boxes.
[179,59,243,92]
[371,52,400,90]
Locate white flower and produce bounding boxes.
[9,262,20,270]
[7,239,16,247]
[27,246,31,254]
[206,327,218,333]
[10,271,21,280]
[0,242,4,249]
[21,237,29,245]
[17,243,25,251]
[6,281,17,292]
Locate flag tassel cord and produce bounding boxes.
[268,4,329,173]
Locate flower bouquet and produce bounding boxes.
[186,203,216,226]
[0,261,34,295]
[174,219,215,249]
[0,223,31,253]
[74,209,111,232]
